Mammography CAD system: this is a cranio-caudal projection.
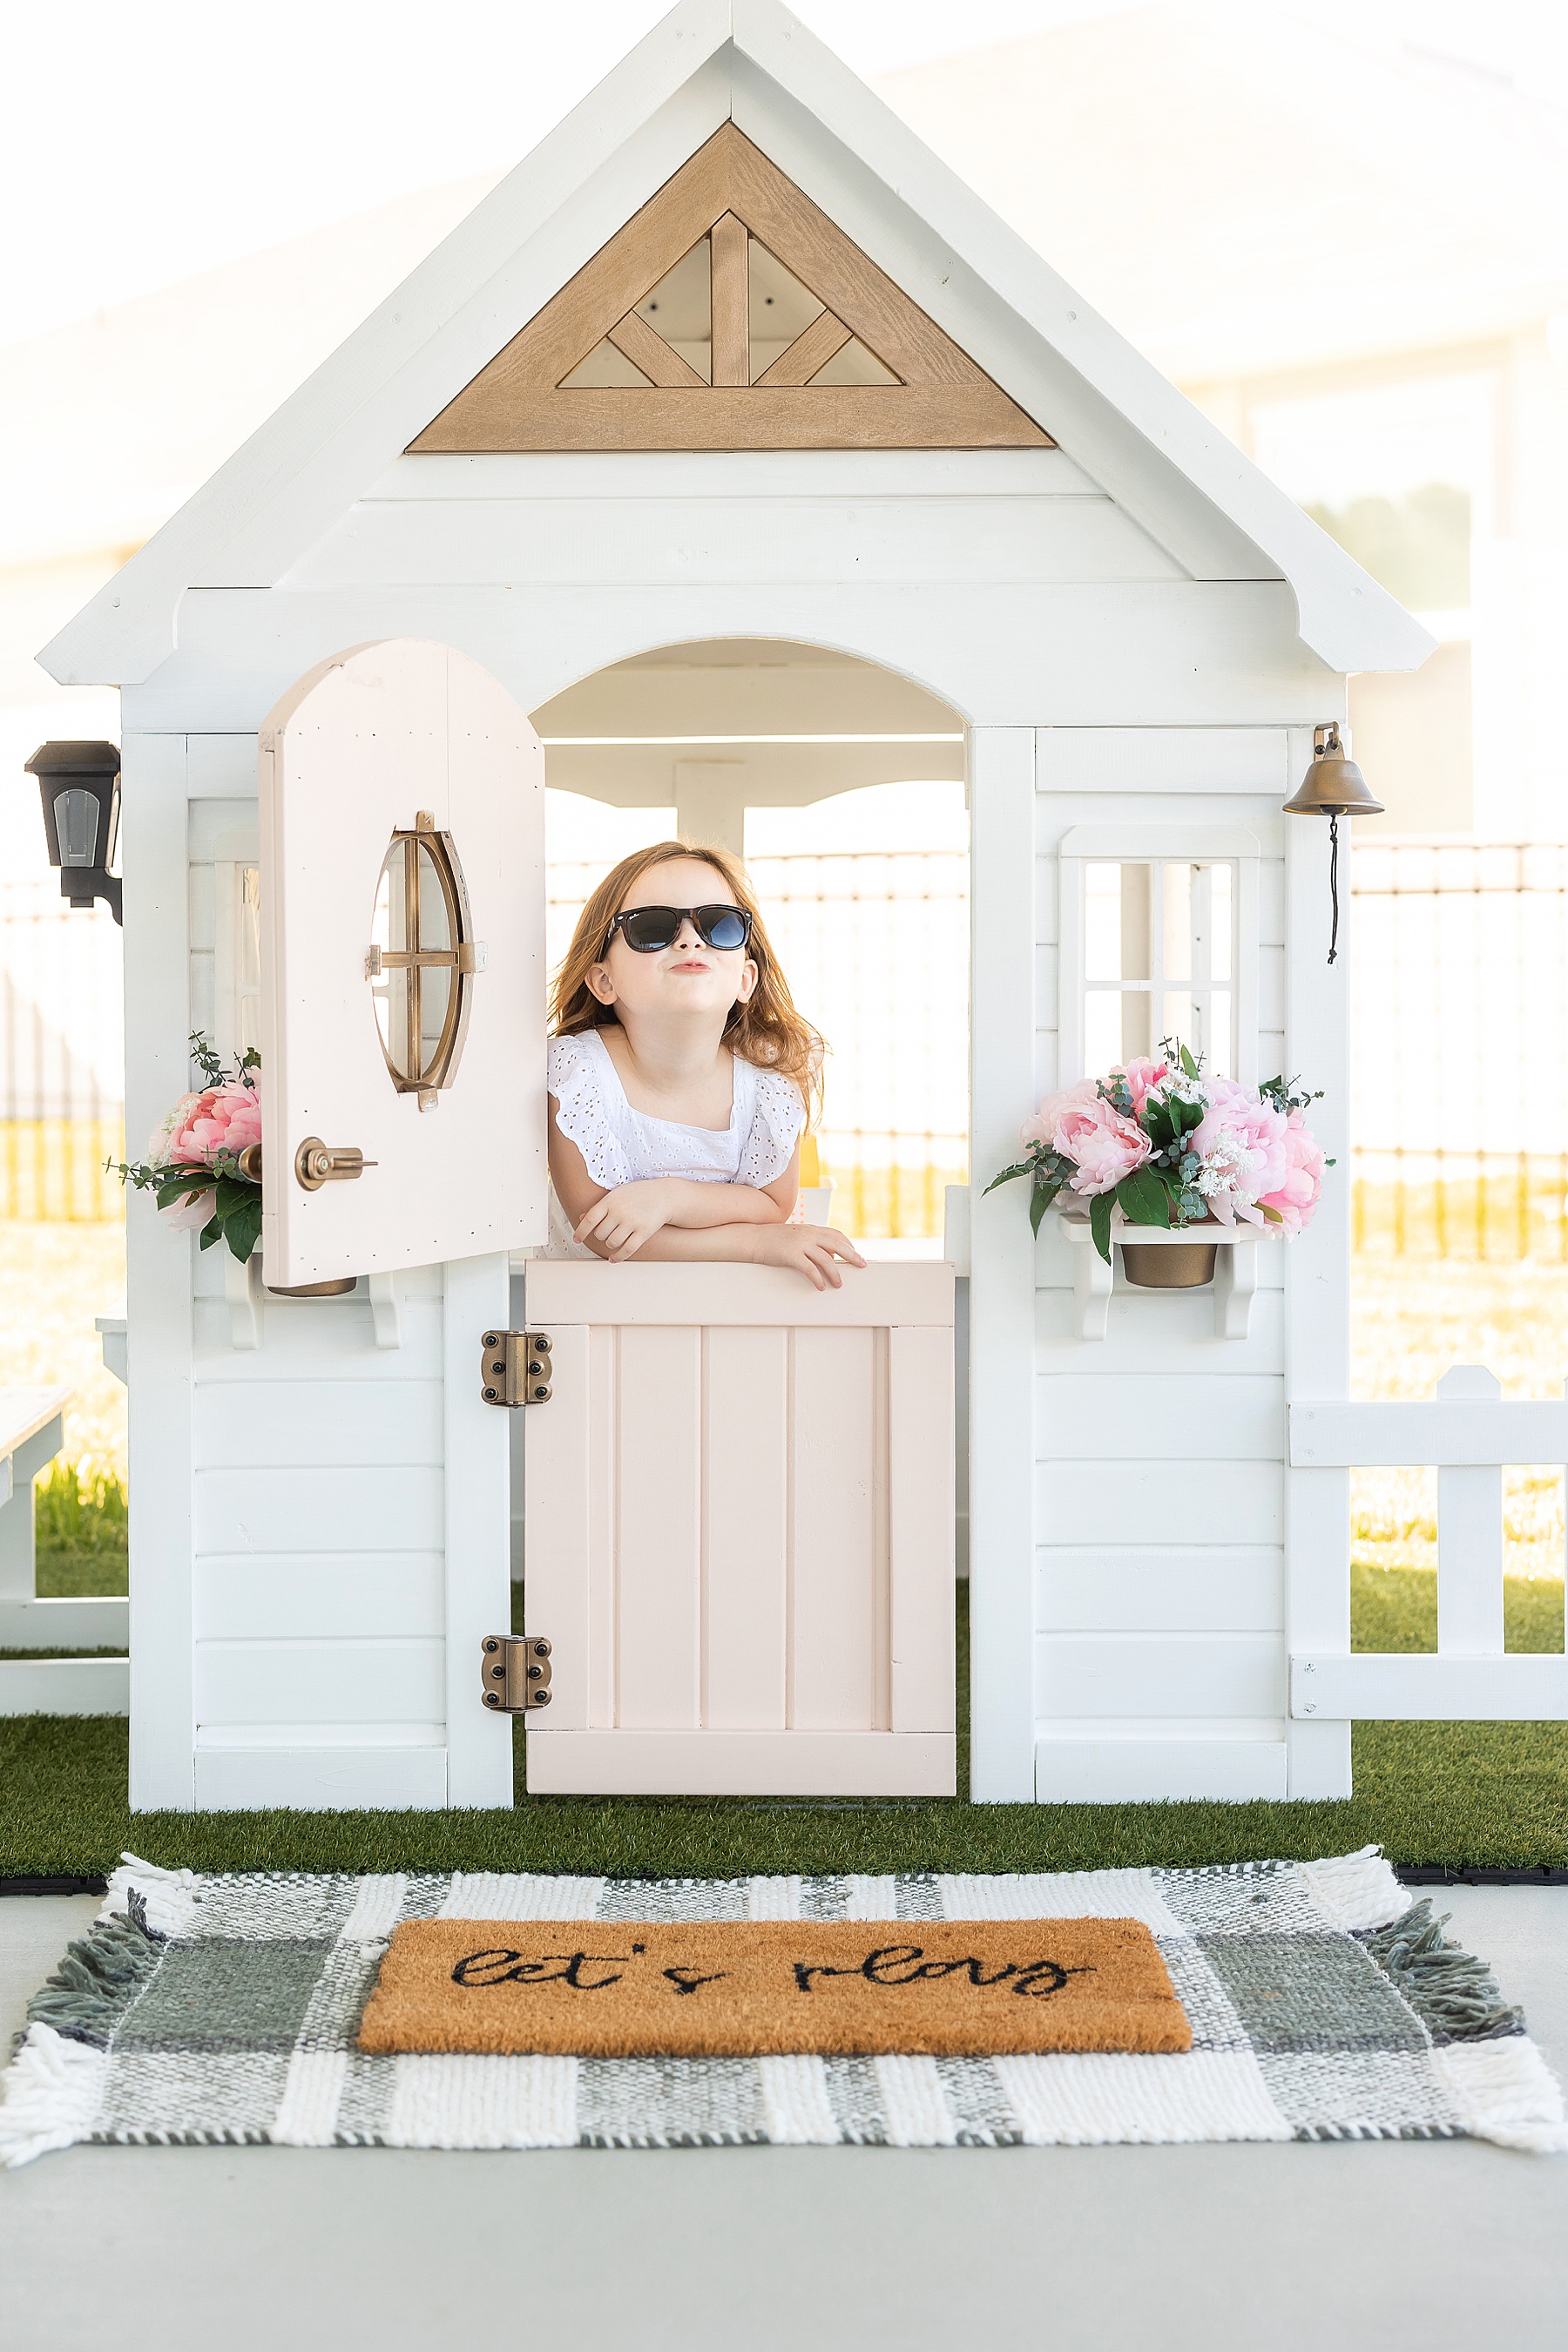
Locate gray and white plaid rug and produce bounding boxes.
[3,1848,1563,2163]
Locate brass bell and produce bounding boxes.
[1283,724,1385,817]
[1283,725,1383,966]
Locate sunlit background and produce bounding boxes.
[2,0,1565,1593]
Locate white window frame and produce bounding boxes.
[212,829,262,1067]
[1058,825,1260,1086]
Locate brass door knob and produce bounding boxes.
[294,1137,378,1191]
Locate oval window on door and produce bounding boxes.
[368,817,477,1105]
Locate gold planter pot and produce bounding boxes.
[1119,1228,1218,1290]
[265,1275,358,1298]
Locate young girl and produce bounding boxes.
[546,841,866,1290]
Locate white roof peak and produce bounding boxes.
[41,0,1432,686]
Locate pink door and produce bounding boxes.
[520,1259,956,1795]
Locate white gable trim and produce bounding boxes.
[41,0,1431,688]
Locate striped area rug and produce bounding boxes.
[2,1848,1564,2162]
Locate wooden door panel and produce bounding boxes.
[790,1326,882,1731]
[889,1326,957,1732]
[704,1327,789,1730]
[616,1327,702,1728]
[521,1262,956,1794]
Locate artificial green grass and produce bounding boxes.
[1352,1560,1564,1654]
[33,1556,128,1599]
[3,1583,1565,1880]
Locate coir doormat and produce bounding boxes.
[2,1848,1565,2163]
[357,1916,1191,2058]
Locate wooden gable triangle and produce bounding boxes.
[409,125,1052,453]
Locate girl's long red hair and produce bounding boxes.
[550,841,823,1122]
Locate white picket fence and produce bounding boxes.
[1290,1365,1568,1720]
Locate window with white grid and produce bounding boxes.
[1059,828,1259,1085]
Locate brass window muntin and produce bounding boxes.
[370,814,477,1100]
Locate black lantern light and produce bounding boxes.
[24,740,123,924]
[1282,724,1383,966]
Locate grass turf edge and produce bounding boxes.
[3,1587,1565,1876]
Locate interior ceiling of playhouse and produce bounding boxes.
[531,638,966,809]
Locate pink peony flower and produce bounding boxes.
[1256,1108,1325,1235]
[1068,1104,1152,1195]
[1112,1057,1172,1119]
[1022,1078,1099,1155]
[1191,1078,1289,1226]
[145,1091,204,1164]
[161,1081,261,1171]
[1024,1079,1152,1197]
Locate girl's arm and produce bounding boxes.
[549,1107,798,1260]
[614,1218,865,1293]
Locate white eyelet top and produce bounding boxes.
[544,1027,805,1257]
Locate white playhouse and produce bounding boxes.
[31,1,1449,1815]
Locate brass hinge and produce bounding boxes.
[481,1633,553,1712]
[480,1328,552,1407]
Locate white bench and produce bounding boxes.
[0,1385,129,1715]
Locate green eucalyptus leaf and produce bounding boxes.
[1089,1190,1114,1265]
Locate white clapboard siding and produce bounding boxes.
[1037,1459,1284,1548]
[1029,751,1296,1801]
[1037,1375,1284,1462]
[194,1637,445,1726]
[193,1556,445,1642]
[194,1745,447,1810]
[1037,1546,1283,1632]
[520,1259,954,1795]
[193,1381,443,1467]
[193,1467,444,1555]
[1037,1632,1285,1719]
[193,1296,446,1377]
[1036,1736,1288,1803]
[1033,1289,1286,1375]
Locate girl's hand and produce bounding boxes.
[573,1179,677,1261]
[750,1222,867,1291]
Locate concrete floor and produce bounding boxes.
[2,1887,1565,2351]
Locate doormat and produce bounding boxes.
[2,1848,1564,2163]
[357,1916,1192,2058]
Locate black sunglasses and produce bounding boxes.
[605,902,754,955]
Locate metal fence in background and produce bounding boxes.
[0,883,124,1220]
[10,836,1567,1254]
[1351,843,1568,1261]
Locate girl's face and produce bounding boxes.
[586,856,759,1027]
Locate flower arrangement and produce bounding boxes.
[986,1042,1328,1263]
[112,1032,263,1263]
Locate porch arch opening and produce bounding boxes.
[528,636,970,1253]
